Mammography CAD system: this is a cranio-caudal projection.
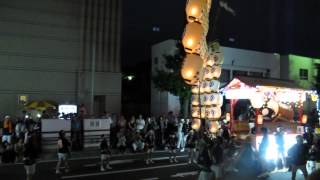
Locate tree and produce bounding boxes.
[152,42,191,117]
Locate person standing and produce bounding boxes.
[167,132,178,163]
[135,115,145,133]
[23,137,37,180]
[275,126,286,169]
[145,129,155,165]
[288,135,308,180]
[56,130,71,174]
[186,130,198,164]
[257,127,270,178]
[100,134,112,171]
[176,119,184,151]
[2,115,13,144]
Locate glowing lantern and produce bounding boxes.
[191,85,199,94]
[267,100,279,115]
[262,108,269,116]
[257,115,263,125]
[301,114,307,124]
[209,121,219,133]
[226,113,231,122]
[250,93,265,109]
[182,22,204,53]
[204,66,222,80]
[192,107,200,118]
[186,0,207,22]
[206,52,223,66]
[191,95,200,106]
[181,54,203,85]
[206,106,222,119]
[191,118,201,130]
[200,81,207,94]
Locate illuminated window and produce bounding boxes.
[18,95,28,105]
[299,69,308,80]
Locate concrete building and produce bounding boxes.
[0,0,122,118]
[151,40,281,117]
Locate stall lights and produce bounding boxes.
[257,115,263,125]
[301,114,308,124]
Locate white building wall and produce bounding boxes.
[222,47,281,80]
[151,40,181,117]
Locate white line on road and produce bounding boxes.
[140,177,159,180]
[82,155,188,168]
[171,171,198,178]
[61,163,188,179]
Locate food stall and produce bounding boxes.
[222,76,319,160]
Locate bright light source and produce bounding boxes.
[58,105,77,119]
[187,39,194,47]
[37,113,42,118]
[190,7,198,15]
[256,134,298,160]
[186,70,193,78]
[127,75,134,81]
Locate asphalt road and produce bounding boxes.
[0,149,306,180]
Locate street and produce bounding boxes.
[0,149,306,180]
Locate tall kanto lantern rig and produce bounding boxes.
[182,0,224,131]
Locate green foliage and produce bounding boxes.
[152,42,192,114]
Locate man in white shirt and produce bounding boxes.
[135,115,145,133]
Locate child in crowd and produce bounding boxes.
[167,132,178,163]
[186,130,198,164]
[117,131,126,154]
[132,133,145,152]
[15,138,24,162]
[145,129,155,165]
[100,134,112,171]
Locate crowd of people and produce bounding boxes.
[2,110,320,180]
[257,126,320,180]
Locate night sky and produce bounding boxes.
[121,0,320,67]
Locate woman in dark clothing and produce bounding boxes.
[24,137,37,180]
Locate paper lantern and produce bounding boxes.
[200,81,207,94]
[262,108,269,116]
[226,113,231,122]
[182,22,204,53]
[267,100,279,115]
[191,85,200,94]
[181,54,203,85]
[191,118,201,130]
[191,95,200,106]
[186,0,207,23]
[206,106,222,119]
[206,52,223,66]
[250,93,264,109]
[301,114,307,124]
[206,80,220,93]
[204,66,222,80]
[209,121,219,133]
[191,107,200,118]
[257,115,263,125]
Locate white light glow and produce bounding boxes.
[256,134,298,161]
[59,105,77,119]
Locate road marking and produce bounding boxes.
[140,178,159,180]
[171,171,198,178]
[61,163,188,179]
[39,150,168,163]
[82,155,188,167]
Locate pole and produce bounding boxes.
[90,44,96,116]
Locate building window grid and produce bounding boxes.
[299,69,308,80]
